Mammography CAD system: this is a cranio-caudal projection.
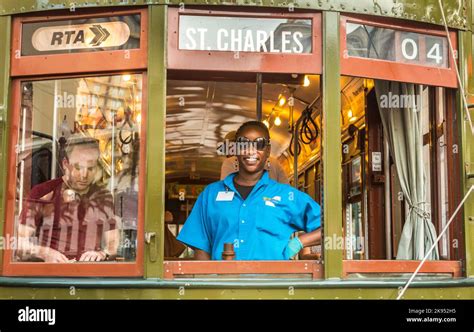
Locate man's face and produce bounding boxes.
[63,146,100,192]
[236,126,270,175]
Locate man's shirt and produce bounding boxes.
[177,171,321,260]
[20,178,117,260]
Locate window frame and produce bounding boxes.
[4,8,148,276]
[340,14,458,88]
[11,8,148,77]
[3,72,147,277]
[342,85,464,277]
[167,7,322,74]
[163,7,325,280]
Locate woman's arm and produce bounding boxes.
[194,248,211,260]
[298,228,321,248]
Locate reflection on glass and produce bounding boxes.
[179,16,312,53]
[14,74,142,263]
[346,22,448,68]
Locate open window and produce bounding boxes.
[3,8,147,276]
[340,15,463,278]
[163,7,323,279]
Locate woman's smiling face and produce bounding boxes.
[236,125,270,175]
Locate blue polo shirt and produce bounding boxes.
[177,171,321,260]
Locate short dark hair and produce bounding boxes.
[236,121,270,140]
[64,135,100,160]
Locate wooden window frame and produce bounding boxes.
[167,7,322,74]
[343,86,463,277]
[2,72,147,277]
[340,14,458,88]
[5,8,148,276]
[11,8,148,77]
[165,7,324,279]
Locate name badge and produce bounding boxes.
[216,191,234,201]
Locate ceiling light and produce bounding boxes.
[303,75,311,87]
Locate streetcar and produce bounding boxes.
[0,0,472,300]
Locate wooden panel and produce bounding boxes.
[343,260,462,277]
[163,261,323,279]
[366,90,386,259]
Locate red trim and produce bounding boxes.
[340,15,458,87]
[2,73,146,277]
[167,7,322,74]
[163,261,323,279]
[343,260,462,278]
[11,8,148,77]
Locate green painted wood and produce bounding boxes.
[322,11,344,280]
[0,1,469,30]
[144,4,167,278]
[0,15,11,271]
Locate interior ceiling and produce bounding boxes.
[166,76,321,181]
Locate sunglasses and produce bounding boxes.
[235,136,270,151]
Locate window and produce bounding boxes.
[339,15,462,278]
[168,7,321,74]
[340,15,457,87]
[4,9,147,276]
[163,8,324,280]
[340,77,462,278]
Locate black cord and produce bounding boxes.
[288,107,319,157]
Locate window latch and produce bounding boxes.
[465,163,474,180]
[145,232,156,244]
[145,232,158,262]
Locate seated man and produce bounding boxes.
[178,121,321,260]
[16,135,119,263]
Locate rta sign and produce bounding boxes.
[32,21,130,52]
[50,25,111,47]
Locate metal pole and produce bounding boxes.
[293,123,299,188]
[384,136,392,259]
[256,73,262,121]
[52,80,59,178]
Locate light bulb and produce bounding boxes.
[348,109,353,118]
[122,74,131,82]
[303,75,310,87]
[278,96,286,107]
[274,115,282,126]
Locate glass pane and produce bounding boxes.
[14,74,142,263]
[22,15,141,56]
[346,23,448,68]
[436,87,450,259]
[179,15,312,53]
[166,75,322,261]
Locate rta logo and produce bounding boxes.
[50,25,111,47]
[32,21,130,52]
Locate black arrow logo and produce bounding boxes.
[89,25,111,47]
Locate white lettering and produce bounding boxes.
[256,30,268,52]
[197,28,208,50]
[18,306,55,326]
[281,31,292,53]
[217,29,229,51]
[292,31,304,53]
[185,28,197,50]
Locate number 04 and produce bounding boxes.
[427,43,442,64]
